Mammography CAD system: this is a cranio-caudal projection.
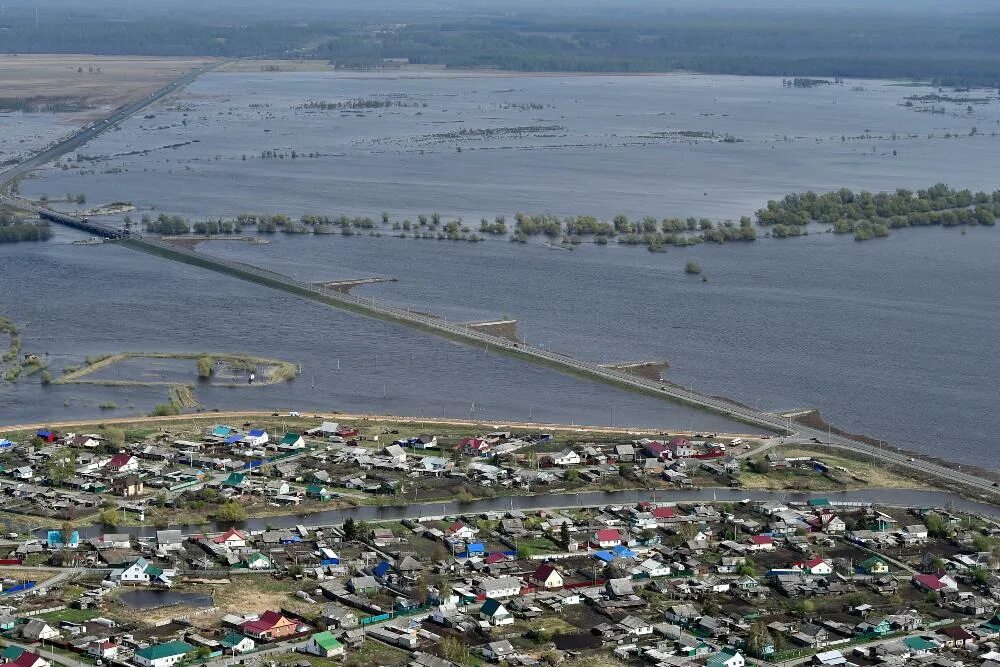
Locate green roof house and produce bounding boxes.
[279,433,305,449]
[858,556,890,575]
[134,641,194,667]
[222,472,248,488]
[707,648,746,667]
[306,484,332,500]
[305,631,344,658]
[904,637,939,654]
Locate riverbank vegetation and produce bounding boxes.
[0,207,53,244]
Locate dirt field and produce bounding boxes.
[0,55,212,114]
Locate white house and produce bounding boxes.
[593,528,623,548]
[619,615,654,637]
[213,528,248,549]
[531,563,564,589]
[21,620,60,641]
[447,522,479,540]
[480,598,514,626]
[550,448,581,466]
[794,558,834,576]
[106,454,139,473]
[244,429,269,447]
[707,649,746,667]
[637,558,671,578]
[478,576,521,599]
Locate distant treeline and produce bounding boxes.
[757,184,999,241]
[314,13,1000,87]
[1,9,1000,85]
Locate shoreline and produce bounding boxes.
[791,409,1000,483]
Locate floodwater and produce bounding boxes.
[7,71,1000,468]
[119,589,213,608]
[0,225,748,435]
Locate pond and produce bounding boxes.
[118,589,214,609]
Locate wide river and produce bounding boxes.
[6,70,1000,468]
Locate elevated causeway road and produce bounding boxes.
[0,60,220,189]
[122,237,999,501]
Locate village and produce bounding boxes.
[0,416,998,667]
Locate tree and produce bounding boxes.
[47,451,77,486]
[747,620,773,657]
[196,356,213,378]
[61,520,74,545]
[560,522,571,547]
[102,426,125,448]
[98,507,119,526]
[439,637,469,663]
[343,517,357,541]
[215,501,247,522]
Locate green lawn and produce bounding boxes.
[39,608,100,624]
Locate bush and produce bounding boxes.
[215,501,248,522]
[150,402,180,416]
[196,356,213,378]
[684,260,703,275]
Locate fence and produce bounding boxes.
[0,581,36,596]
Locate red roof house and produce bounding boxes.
[593,528,623,548]
[241,611,297,641]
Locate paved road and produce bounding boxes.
[0,60,220,190]
[125,238,1000,502]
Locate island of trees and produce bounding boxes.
[756,183,998,241]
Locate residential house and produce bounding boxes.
[936,625,974,647]
[244,429,269,447]
[382,444,407,463]
[477,576,521,599]
[619,615,653,637]
[106,454,139,473]
[305,631,344,658]
[20,620,59,641]
[707,649,746,667]
[241,611,297,641]
[278,433,305,450]
[213,528,248,549]
[133,641,194,667]
[748,535,775,551]
[446,521,478,540]
[480,598,514,626]
[549,448,581,466]
[593,528,623,548]
[481,640,516,662]
[858,556,890,575]
[220,634,255,655]
[794,557,834,576]
[348,576,379,596]
[912,572,959,594]
[531,563,564,589]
